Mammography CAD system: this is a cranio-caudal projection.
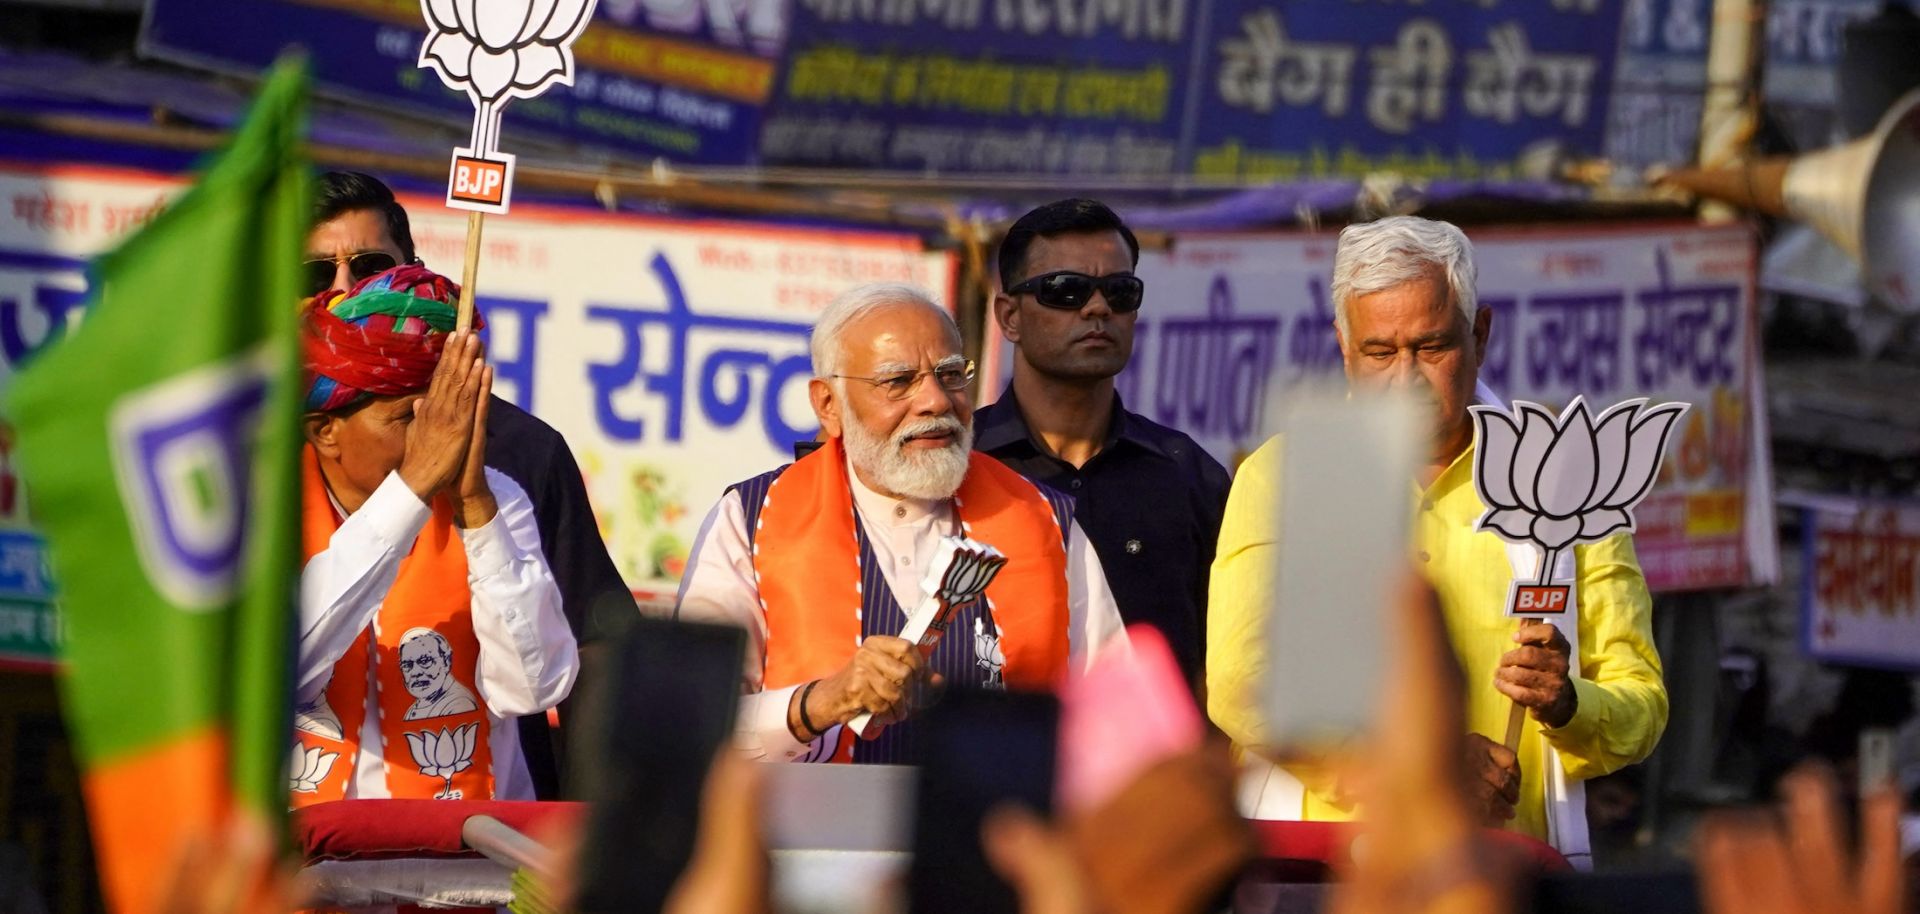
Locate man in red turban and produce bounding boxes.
[291,265,577,805]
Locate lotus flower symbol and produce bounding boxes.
[973,617,1006,688]
[290,744,339,794]
[938,546,1008,608]
[419,0,598,156]
[406,723,479,799]
[1470,398,1688,582]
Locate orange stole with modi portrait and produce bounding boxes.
[289,446,494,805]
[746,437,1072,751]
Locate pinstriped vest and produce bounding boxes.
[728,465,1074,764]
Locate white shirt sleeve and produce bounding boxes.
[1066,519,1130,671]
[464,468,578,717]
[674,490,822,762]
[296,471,431,703]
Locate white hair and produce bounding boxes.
[1330,216,1478,336]
[810,282,954,378]
[399,627,451,658]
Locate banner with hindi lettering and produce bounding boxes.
[1607,0,1712,173]
[765,0,1630,178]
[980,223,1775,593]
[136,0,1663,179]
[1797,494,1920,670]
[1190,0,1625,181]
[761,0,1198,175]
[0,160,955,607]
[142,0,784,165]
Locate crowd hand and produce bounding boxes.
[518,751,770,914]
[982,747,1255,914]
[448,361,497,528]
[1494,622,1576,728]
[665,753,771,914]
[1697,764,1905,914]
[397,332,487,507]
[156,810,309,914]
[1329,575,1515,914]
[1462,732,1521,824]
[792,635,929,740]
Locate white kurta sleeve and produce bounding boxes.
[462,468,578,717]
[1065,519,1131,671]
[675,490,821,762]
[296,471,431,703]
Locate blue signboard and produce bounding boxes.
[140,0,785,165]
[142,0,1646,178]
[1188,0,1626,181]
[1606,0,1711,171]
[757,0,1201,175]
[1763,0,1918,105]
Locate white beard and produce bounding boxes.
[843,413,972,500]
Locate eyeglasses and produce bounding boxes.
[304,251,401,293]
[833,357,976,401]
[1006,270,1145,313]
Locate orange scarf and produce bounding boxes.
[290,447,493,806]
[751,438,1072,697]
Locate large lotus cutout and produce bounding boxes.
[421,0,595,103]
[419,0,598,158]
[290,744,339,794]
[1471,398,1688,578]
[407,723,479,799]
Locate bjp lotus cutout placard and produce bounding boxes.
[418,0,597,213]
[1470,397,1688,619]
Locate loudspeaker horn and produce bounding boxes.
[1653,87,1920,313]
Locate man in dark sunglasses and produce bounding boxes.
[975,199,1230,686]
[306,171,633,799]
[306,172,417,295]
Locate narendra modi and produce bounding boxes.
[675,282,1127,764]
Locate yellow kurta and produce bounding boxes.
[1206,435,1668,841]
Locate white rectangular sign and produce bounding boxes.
[1801,495,1920,671]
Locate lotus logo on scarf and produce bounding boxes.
[407,723,479,800]
[973,617,1006,689]
[1470,397,1687,613]
[289,745,339,794]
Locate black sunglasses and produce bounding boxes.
[304,251,401,294]
[1006,270,1145,313]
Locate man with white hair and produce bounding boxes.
[676,282,1128,764]
[1206,216,1666,864]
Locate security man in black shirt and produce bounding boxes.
[974,199,1230,684]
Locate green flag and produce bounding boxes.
[8,58,308,911]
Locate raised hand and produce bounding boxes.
[1698,765,1906,914]
[398,332,486,502]
[449,363,497,528]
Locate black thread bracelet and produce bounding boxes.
[797,679,823,737]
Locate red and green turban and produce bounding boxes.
[301,264,484,412]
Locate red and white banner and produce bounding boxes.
[1799,494,1920,670]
